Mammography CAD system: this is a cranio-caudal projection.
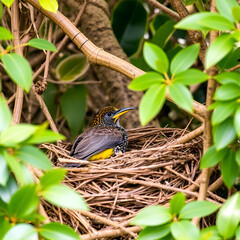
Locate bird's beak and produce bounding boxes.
[112,107,136,123]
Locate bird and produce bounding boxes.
[69,106,135,163]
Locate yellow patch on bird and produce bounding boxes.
[88,148,114,161]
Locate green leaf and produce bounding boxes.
[8,185,38,219]
[183,0,198,6]
[215,0,239,22]
[171,221,200,240]
[151,20,176,48]
[3,223,38,240]
[216,192,240,238]
[4,151,26,186]
[128,72,164,91]
[1,0,14,8]
[1,53,32,92]
[0,2,2,20]
[168,83,193,113]
[198,13,235,30]
[215,72,240,86]
[39,0,58,13]
[214,83,240,101]
[200,145,228,169]
[0,153,9,186]
[221,149,239,189]
[217,48,240,71]
[205,34,235,69]
[170,44,200,75]
[0,175,18,203]
[174,69,208,85]
[56,53,89,81]
[39,222,80,240]
[200,226,222,240]
[42,184,89,211]
[40,168,67,189]
[0,217,11,240]
[139,84,166,126]
[28,38,57,51]
[236,225,240,239]
[111,0,147,56]
[236,148,240,166]
[180,201,220,219]
[232,6,240,22]
[0,96,12,132]
[0,124,37,147]
[138,224,171,240]
[131,205,172,226]
[175,12,218,31]
[212,101,238,125]
[60,85,87,138]
[15,145,52,170]
[143,42,169,74]
[213,118,237,150]
[170,192,186,215]
[231,30,240,41]
[234,106,240,137]
[0,27,13,40]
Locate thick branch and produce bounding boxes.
[26,0,206,121]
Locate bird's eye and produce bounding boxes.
[107,112,112,116]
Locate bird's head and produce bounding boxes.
[93,106,135,127]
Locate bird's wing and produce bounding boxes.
[70,126,124,160]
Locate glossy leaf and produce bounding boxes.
[200,145,228,169]
[131,205,172,226]
[221,149,239,189]
[15,145,52,170]
[0,217,11,240]
[128,72,164,91]
[0,27,13,40]
[215,0,239,22]
[170,44,199,75]
[39,0,58,13]
[0,124,37,147]
[170,192,186,215]
[174,69,208,85]
[0,96,12,132]
[111,0,147,56]
[218,48,240,71]
[151,20,175,48]
[139,84,166,126]
[216,192,240,238]
[180,201,220,219]
[213,118,237,150]
[198,13,235,30]
[39,222,80,240]
[183,0,197,5]
[168,83,193,113]
[236,148,240,166]
[60,85,87,138]
[215,72,240,86]
[205,34,235,69]
[138,224,171,240]
[40,168,67,189]
[8,184,38,219]
[0,175,18,203]
[42,184,89,211]
[1,53,32,92]
[200,226,222,240]
[236,226,240,239]
[56,54,89,81]
[143,42,169,74]
[232,6,240,22]
[1,0,14,8]
[234,106,240,137]
[171,221,200,240]
[0,153,9,186]
[28,38,57,51]
[3,223,38,240]
[212,101,238,125]
[214,83,240,101]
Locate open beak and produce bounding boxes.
[112,107,136,122]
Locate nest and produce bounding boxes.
[41,126,219,239]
